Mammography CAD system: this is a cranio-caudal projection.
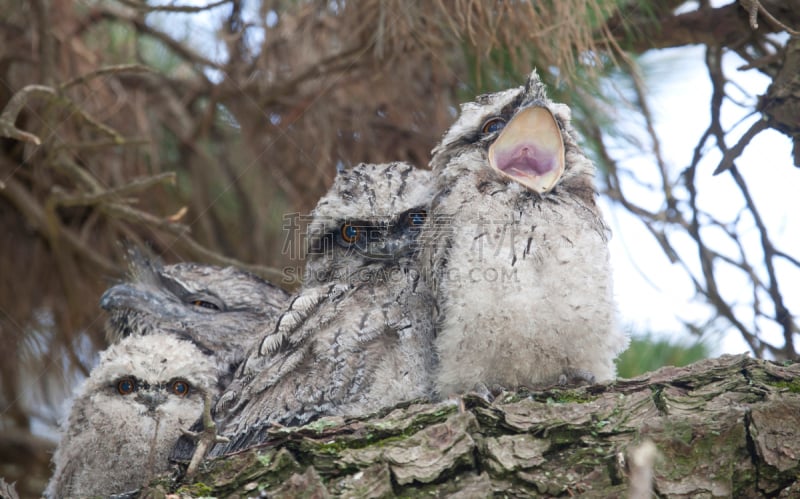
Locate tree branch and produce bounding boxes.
[115,0,232,13]
[154,355,800,497]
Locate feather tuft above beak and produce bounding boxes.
[488,106,565,193]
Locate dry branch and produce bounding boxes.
[116,0,233,14]
[0,85,55,144]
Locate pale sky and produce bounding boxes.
[602,43,799,356]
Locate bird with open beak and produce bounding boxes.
[425,70,629,397]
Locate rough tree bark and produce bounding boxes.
[139,354,800,498]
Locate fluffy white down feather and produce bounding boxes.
[45,334,218,498]
[428,70,629,395]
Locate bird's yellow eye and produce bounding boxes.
[482,117,506,134]
[407,211,427,227]
[192,299,220,310]
[340,223,360,244]
[117,378,136,395]
[186,293,224,311]
[171,380,190,397]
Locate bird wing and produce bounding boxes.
[211,281,403,455]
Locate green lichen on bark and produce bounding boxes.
[140,354,800,497]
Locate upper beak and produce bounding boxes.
[100,283,184,319]
[488,106,565,194]
[99,284,138,311]
[137,390,166,411]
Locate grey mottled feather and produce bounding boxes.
[100,255,291,388]
[303,161,433,287]
[426,70,629,396]
[210,162,436,455]
[45,334,218,498]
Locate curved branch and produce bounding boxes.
[713,118,769,174]
[115,0,232,13]
[0,85,55,144]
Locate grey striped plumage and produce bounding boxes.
[209,162,436,455]
[100,255,291,389]
[45,334,218,498]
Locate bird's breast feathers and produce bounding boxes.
[432,182,618,390]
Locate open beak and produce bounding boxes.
[488,106,565,194]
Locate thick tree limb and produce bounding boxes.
[143,355,800,497]
[607,1,800,53]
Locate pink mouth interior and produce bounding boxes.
[493,145,557,177]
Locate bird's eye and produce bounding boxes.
[340,223,361,244]
[407,211,427,227]
[185,293,224,311]
[481,117,506,134]
[191,299,220,311]
[171,380,190,397]
[117,378,136,395]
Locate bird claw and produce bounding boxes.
[558,368,596,386]
[471,382,496,403]
[181,427,230,443]
[184,428,230,478]
[184,392,229,478]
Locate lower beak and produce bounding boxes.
[488,106,565,194]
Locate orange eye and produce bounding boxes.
[481,117,506,134]
[171,380,190,397]
[186,293,224,311]
[117,377,136,395]
[192,299,220,310]
[340,223,360,244]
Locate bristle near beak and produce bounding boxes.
[488,106,565,194]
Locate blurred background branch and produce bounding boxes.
[1,1,798,496]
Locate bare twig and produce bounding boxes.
[0,84,126,145]
[0,85,55,144]
[596,31,798,359]
[89,7,222,72]
[176,236,287,282]
[101,202,191,234]
[740,0,800,35]
[29,0,54,86]
[0,175,118,275]
[60,64,155,90]
[183,391,230,478]
[116,0,232,13]
[727,166,798,358]
[50,172,177,208]
[713,118,769,174]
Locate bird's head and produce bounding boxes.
[100,253,289,369]
[304,162,431,285]
[431,70,593,197]
[90,334,218,414]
